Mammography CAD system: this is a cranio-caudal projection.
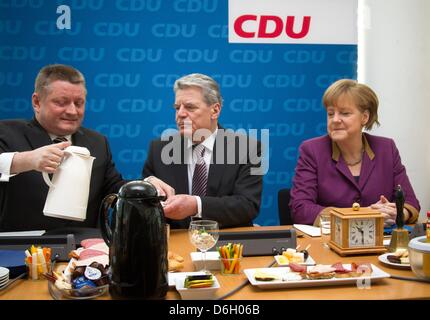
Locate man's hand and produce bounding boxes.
[11,141,71,174]
[145,176,175,199]
[163,195,198,220]
[370,195,397,227]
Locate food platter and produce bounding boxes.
[378,253,411,269]
[244,264,390,289]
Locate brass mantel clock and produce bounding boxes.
[328,205,386,256]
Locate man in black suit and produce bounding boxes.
[143,73,263,229]
[0,64,125,231]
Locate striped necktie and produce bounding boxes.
[52,136,68,144]
[192,144,207,197]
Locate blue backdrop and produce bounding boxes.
[0,0,357,226]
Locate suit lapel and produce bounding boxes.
[24,119,51,149]
[335,158,359,188]
[358,153,375,190]
[174,137,189,194]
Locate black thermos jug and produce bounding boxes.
[99,180,168,299]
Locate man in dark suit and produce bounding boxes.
[143,73,263,229]
[0,64,125,231]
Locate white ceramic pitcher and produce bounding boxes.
[42,146,95,221]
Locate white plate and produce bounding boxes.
[175,275,220,300]
[244,264,390,289]
[0,267,9,278]
[378,253,411,269]
[274,255,316,266]
[168,271,207,287]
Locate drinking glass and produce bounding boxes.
[320,214,331,248]
[188,220,219,272]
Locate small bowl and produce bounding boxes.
[190,251,220,271]
[175,275,220,300]
[408,236,430,280]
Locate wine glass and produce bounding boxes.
[188,220,219,272]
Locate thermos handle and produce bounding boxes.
[42,172,55,188]
[99,193,118,247]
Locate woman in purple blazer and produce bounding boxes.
[290,79,420,226]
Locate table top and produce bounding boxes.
[1,226,428,300]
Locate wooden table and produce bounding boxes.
[1,226,429,300]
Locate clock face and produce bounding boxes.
[335,217,342,245]
[349,219,376,247]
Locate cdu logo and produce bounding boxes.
[207,24,227,38]
[264,171,294,185]
[152,74,180,88]
[174,49,218,63]
[262,75,306,88]
[58,47,105,61]
[283,99,323,112]
[94,22,140,37]
[116,48,162,62]
[266,123,305,137]
[211,74,252,88]
[118,149,148,163]
[86,98,106,112]
[283,50,326,64]
[0,98,31,112]
[229,99,273,113]
[59,0,104,10]
[0,0,44,8]
[152,24,196,38]
[230,50,272,63]
[115,0,162,11]
[173,0,218,13]
[0,46,46,61]
[117,99,163,113]
[315,74,352,88]
[0,20,22,34]
[94,73,141,87]
[336,50,357,64]
[0,72,23,86]
[96,124,142,138]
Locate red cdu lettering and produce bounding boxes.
[234,15,311,39]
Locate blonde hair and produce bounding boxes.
[322,79,380,130]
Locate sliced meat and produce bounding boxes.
[78,248,106,260]
[289,263,307,273]
[331,262,351,273]
[81,238,105,248]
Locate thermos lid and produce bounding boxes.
[118,180,158,199]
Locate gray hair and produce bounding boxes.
[173,73,223,107]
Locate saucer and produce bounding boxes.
[378,253,411,269]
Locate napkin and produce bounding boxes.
[293,224,321,237]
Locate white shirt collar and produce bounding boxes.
[186,128,218,153]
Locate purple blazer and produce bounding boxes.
[290,133,420,225]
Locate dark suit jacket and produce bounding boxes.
[142,129,263,229]
[0,119,125,231]
[290,133,420,225]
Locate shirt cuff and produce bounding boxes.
[194,196,202,218]
[0,152,17,182]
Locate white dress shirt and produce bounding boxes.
[187,128,217,218]
[0,134,71,182]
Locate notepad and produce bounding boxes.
[0,230,46,237]
[293,224,321,237]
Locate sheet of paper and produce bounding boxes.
[293,224,321,237]
[0,230,46,237]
